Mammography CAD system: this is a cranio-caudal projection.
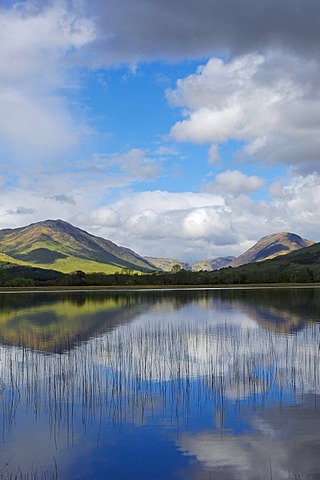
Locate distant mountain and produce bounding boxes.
[144,256,236,272]
[230,232,314,268]
[0,219,157,274]
[144,257,189,272]
[191,256,236,272]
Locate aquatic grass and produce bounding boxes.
[0,461,58,480]
[0,312,319,477]
[1,319,319,430]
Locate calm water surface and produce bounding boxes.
[0,287,319,479]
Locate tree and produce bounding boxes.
[171,264,182,274]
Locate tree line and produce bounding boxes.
[1,256,320,287]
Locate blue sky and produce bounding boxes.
[0,0,320,261]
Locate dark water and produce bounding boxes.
[0,287,319,479]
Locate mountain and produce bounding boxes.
[0,219,157,274]
[222,241,320,284]
[191,256,236,272]
[144,256,236,272]
[0,221,316,281]
[230,232,314,268]
[143,231,313,273]
[144,257,189,272]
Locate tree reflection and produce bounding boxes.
[0,288,319,478]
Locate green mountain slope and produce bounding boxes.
[223,242,320,284]
[0,219,157,274]
[230,232,314,267]
[268,241,320,266]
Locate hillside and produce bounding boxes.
[230,232,314,267]
[1,237,320,287]
[144,233,313,273]
[222,241,320,284]
[144,257,189,272]
[146,242,320,285]
[144,256,235,272]
[191,256,236,271]
[0,219,157,274]
[0,221,318,286]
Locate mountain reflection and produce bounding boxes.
[0,291,153,352]
[0,288,319,352]
[0,288,319,479]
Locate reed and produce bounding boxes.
[0,299,319,477]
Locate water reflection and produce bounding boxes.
[0,292,154,352]
[0,288,319,479]
[178,396,320,479]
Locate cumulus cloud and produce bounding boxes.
[0,149,161,233]
[0,171,319,261]
[83,190,254,259]
[89,206,118,228]
[270,173,320,233]
[168,52,320,167]
[0,1,95,156]
[0,143,164,217]
[0,1,94,82]
[204,170,265,196]
[2,0,319,164]
[80,170,320,260]
[1,0,320,261]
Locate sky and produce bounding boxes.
[0,0,320,262]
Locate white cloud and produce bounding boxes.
[0,88,77,152]
[0,1,95,156]
[89,206,118,228]
[0,143,168,232]
[204,170,265,196]
[0,1,318,261]
[94,149,161,182]
[270,173,320,234]
[168,52,320,167]
[1,167,319,262]
[0,186,79,229]
[0,2,94,83]
[208,144,219,164]
[170,106,242,143]
[106,190,224,218]
[82,170,320,260]
[83,190,247,258]
[182,207,236,244]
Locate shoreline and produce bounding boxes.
[1,282,320,293]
